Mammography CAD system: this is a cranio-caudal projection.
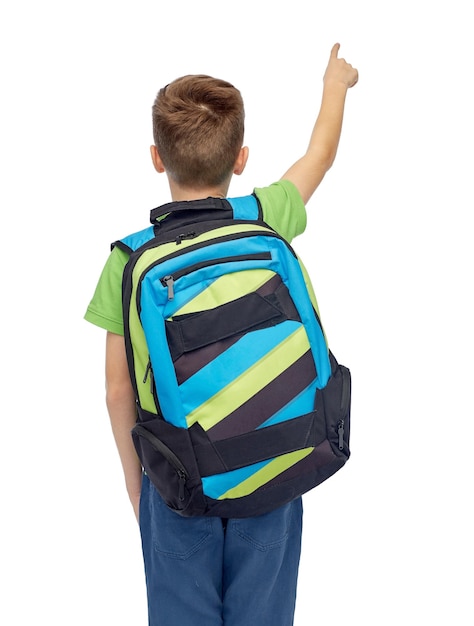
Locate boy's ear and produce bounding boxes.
[233,146,249,176]
[150,145,166,173]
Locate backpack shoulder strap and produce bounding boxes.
[227,193,263,221]
[111,225,156,253]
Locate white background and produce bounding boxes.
[1,1,473,624]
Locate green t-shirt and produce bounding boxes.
[84,180,306,335]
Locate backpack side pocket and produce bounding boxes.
[132,411,207,516]
[315,354,351,459]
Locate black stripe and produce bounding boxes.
[207,349,317,441]
[167,292,282,361]
[193,411,326,475]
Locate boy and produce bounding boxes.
[85,43,358,626]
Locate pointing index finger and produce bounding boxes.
[330,43,341,58]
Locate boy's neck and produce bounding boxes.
[168,179,230,202]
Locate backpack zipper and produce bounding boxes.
[338,419,345,451]
[337,366,351,450]
[175,231,196,244]
[135,227,297,311]
[143,358,154,393]
[159,252,272,301]
[340,366,351,414]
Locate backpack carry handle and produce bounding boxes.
[150,197,230,223]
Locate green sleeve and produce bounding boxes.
[254,180,307,242]
[83,246,129,335]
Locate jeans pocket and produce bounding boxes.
[143,477,214,560]
[229,498,302,551]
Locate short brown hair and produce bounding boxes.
[152,75,245,188]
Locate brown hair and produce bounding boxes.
[152,74,245,188]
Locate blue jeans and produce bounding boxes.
[139,474,303,626]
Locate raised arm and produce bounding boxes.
[281,43,358,204]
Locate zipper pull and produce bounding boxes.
[162,275,174,300]
[143,359,151,384]
[337,419,345,451]
[178,471,186,502]
[176,231,195,244]
[143,359,154,394]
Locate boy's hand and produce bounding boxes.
[323,43,358,89]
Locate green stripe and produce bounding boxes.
[217,448,314,499]
[297,256,327,343]
[174,269,276,316]
[187,325,311,430]
[129,294,156,411]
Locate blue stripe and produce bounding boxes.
[202,459,272,499]
[227,195,259,220]
[179,321,301,415]
[278,248,331,387]
[140,287,187,428]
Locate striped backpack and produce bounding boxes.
[115,194,351,518]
